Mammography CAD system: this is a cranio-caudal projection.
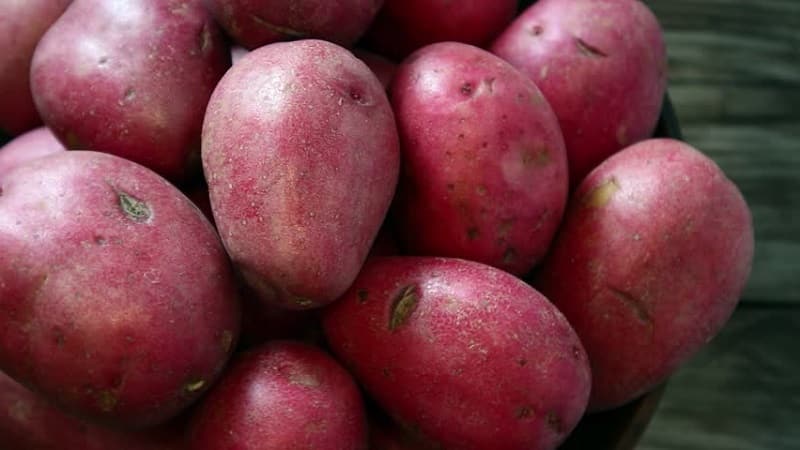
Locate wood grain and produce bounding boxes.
[644,0,800,303]
[639,306,800,449]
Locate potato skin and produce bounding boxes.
[362,0,518,60]
[391,42,568,276]
[203,0,383,49]
[535,138,754,411]
[323,256,591,450]
[0,127,65,182]
[0,370,182,450]
[187,341,368,450]
[0,151,241,428]
[202,39,400,310]
[0,0,70,136]
[492,0,667,185]
[30,0,231,182]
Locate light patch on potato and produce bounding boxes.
[184,379,206,393]
[389,284,418,331]
[116,190,152,222]
[583,178,619,208]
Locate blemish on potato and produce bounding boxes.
[607,285,653,327]
[483,77,496,94]
[117,191,152,222]
[476,185,488,196]
[96,390,118,412]
[575,37,608,58]
[530,25,544,36]
[94,235,107,246]
[64,131,82,149]
[517,358,527,366]
[516,405,533,419]
[197,22,212,55]
[220,330,234,353]
[120,87,136,105]
[616,124,628,146]
[467,227,479,240]
[460,82,474,96]
[389,284,418,331]
[184,379,206,393]
[98,56,109,66]
[546,411,563,433]
[357,289,369,303]
[249,14,305,38]
[571,345,582,360]
[521,147,551,167]
[382,367,391,378]
[503,248,517,264]
[52,327,65,347]
[293,297,314,308]
[583,178,619,208]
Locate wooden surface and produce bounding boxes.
[638,1,799,448]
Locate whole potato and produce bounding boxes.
[0,151,241,428]
[0,0,71,136]
[362,0,518,60]
[187,341,368,450]
[323,256,591,450]
[203,0,383,49]
[202,39,400,310]
[535,138,754,411]
[0,127,65,182]
[492,0,667,185]
[30,0,230,182]
[391,42,568,276]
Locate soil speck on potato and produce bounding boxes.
[467,227,479,240]
[583,178,619,208]
[516,405,533,419]
[357,289,369,303]
[389,284,419,331]
[97,390,118,412]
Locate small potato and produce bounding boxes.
[362,0,518,60]
[492,0,667,184]
[0,370,182,450]
[0,0,70,135]
[203,0,383,49]
[323,256,591,450]
[30,0,231,182]
[202,39,400,310]
[0,127,65,182]
[535,138,754,411]
[187,341,368,450]
[390,42,568,276]
[0,151,241,428]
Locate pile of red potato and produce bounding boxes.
[0,0,754,449]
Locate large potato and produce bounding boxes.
[0,370,182,450]
[30,0,230,182]
[0,151,241,428]
[323,256,591,450]
[0,0,70,136]
[202,39,400,310]
[492,0,667,184]
[535,138,754,411]
[203,0,383,49]
[0,127,65,182]
[390,42,568,276]
[187,341,367,450]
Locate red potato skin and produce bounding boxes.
[0,151,241,428]
[0,127,65,182]
[323,257,591,450]
[30,0,231,183]
[535,138,754,411]
[362,0,518,61]
[390,42,568,276]
[187,341,368,450]
[491,0,667,186]
[202,39,400,310]
[0,371,183,450]
[0,0,71,136]
[203,0,383,49]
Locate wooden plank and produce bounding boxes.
[638,306,800,449]
[645,0,800,303]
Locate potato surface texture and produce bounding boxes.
[0,127,65,182]
[536,138,754,411]
[187,341,367,450]
[203,0,383,49]
[391,42,568,276]
[202,39,400,310]
[323,256,591,450]
[0,0,70,135]
[0,151,241,428]
[492,0,667,184]
[30,0,231,181]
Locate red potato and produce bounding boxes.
[323,256,591,450]
[187,341,368,450]
[362,0,518,60]
[390,42,568,276]
[0,151,241,428]
[203,0,383,50]
[0,0,71,136]
[202,39,400,310]
[491,0,667,185]
[535,138,754,411]
[0,127,65,182]
[0,370,182,450]
[353,49,397,90]
[30,0,231,182]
